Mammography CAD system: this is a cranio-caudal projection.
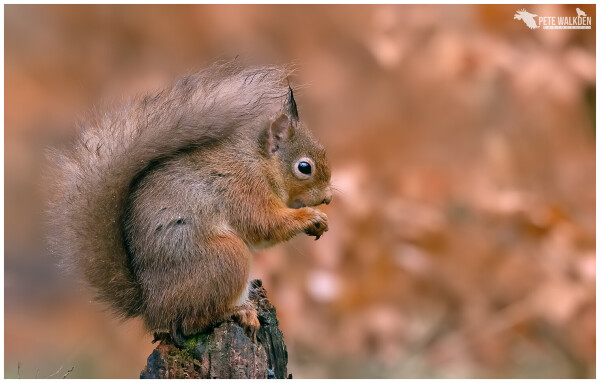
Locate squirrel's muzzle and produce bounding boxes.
[322,189,332,205]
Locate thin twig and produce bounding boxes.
[62,366,75,379]
[17,362,21,379]
[46,365,63,378]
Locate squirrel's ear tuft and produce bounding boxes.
[287,85,299,122]
[267,114,295,155]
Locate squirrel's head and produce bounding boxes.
[262,87,332,209]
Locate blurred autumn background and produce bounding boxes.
[4,4,596,379]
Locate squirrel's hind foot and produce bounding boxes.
[152,331,172,344]
[231,304,260,343]
[168,320,189,348]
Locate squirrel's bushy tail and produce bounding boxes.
[47,62,290,318]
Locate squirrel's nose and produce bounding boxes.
[322,189,333,205]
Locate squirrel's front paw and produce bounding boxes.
[304,208,329,240]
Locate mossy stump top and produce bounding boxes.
[140,279,289,379]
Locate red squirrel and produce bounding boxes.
[48,62,332,345]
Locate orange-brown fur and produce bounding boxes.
[47,62,331,342]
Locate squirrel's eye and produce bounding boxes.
[293,158,315,180]
[298,161,312,175]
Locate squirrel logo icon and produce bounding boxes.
[514,8,540,29]
[576,8,587,17]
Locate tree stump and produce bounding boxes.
[140,279,290,379]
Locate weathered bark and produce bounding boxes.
[140,279,290,379]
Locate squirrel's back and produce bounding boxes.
[47,62,291,318]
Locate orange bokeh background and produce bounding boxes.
[5,4,595,378]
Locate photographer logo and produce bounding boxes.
[514,8,592,30]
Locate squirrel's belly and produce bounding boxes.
[248,239,279,251]
[234,279,251,306]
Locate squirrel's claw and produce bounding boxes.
[304,208,329,239]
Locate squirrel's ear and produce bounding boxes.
[267,114,295,155]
